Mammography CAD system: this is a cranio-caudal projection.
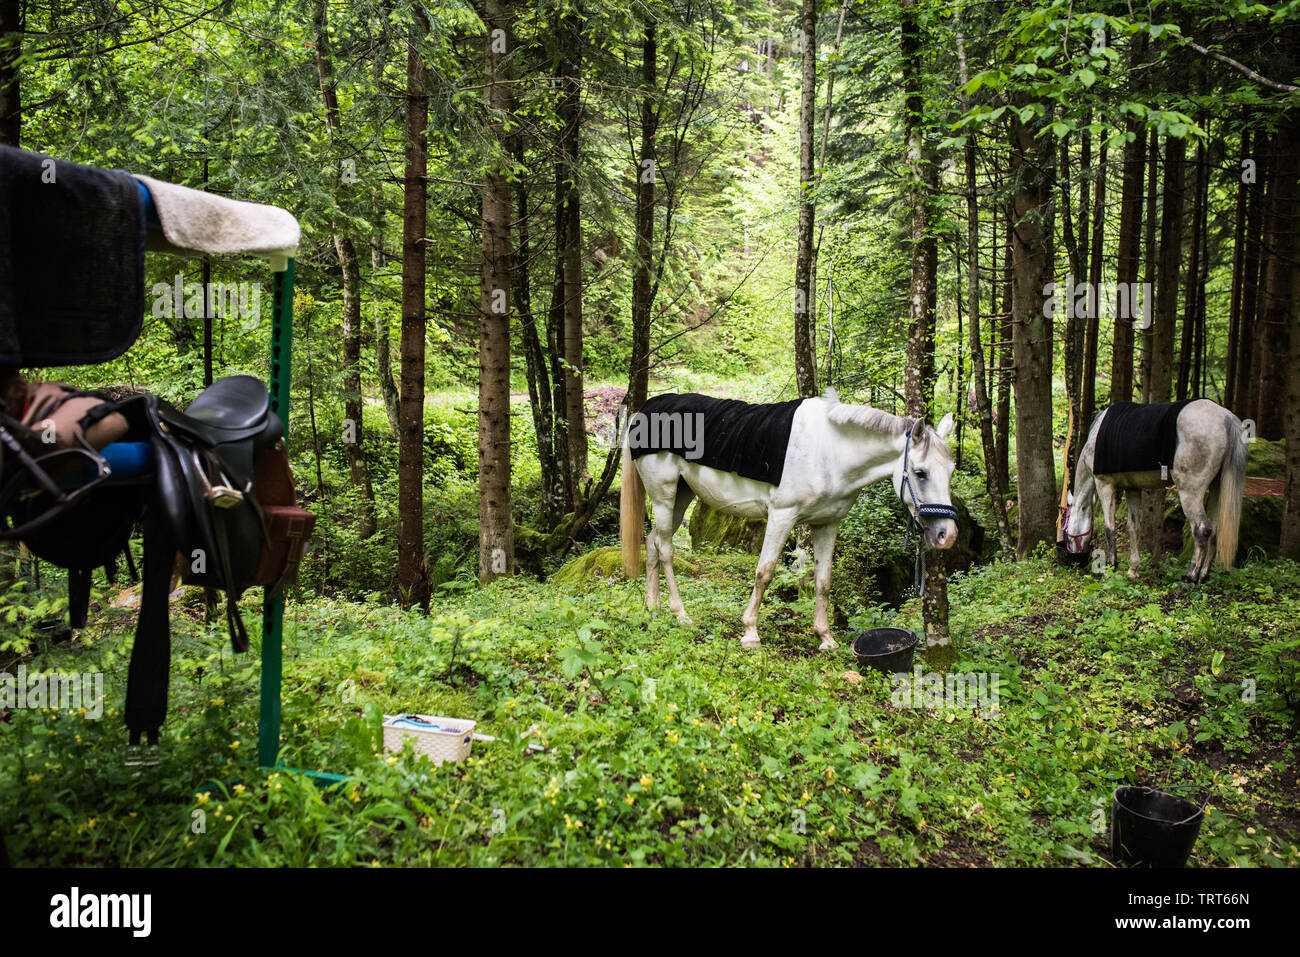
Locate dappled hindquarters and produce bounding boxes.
[2,554,1295,866]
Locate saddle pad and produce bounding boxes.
[629,393,805,486]
[0,145,144,367]
[1094,399,1196,475]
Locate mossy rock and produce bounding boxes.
[688,501,764,553]
[552,545,702,588]
[1246,437,1285,480]
[1170,489,1283,565]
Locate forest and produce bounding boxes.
[0,0,1298,870]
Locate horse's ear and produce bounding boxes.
[910,418,925,443]
[936,412,954,440]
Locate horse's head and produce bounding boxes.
[893,414,958,550]
[1062,490,1093,554]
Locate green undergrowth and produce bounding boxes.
[2,553,1297,867]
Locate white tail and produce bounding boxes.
[1216,413,1246,570]
[620,428,645,578]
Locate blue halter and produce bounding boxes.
[900,428,959,595]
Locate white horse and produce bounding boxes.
[1063,398,1245,582]
[619,390,957,650]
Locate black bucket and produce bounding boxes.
[851,627,919,676]
[1055,540,1091,569]
[1111,785,1206,868]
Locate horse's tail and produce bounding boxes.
[620,425,645,578]
[1216,412,1247,570]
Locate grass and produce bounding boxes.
[2,550,1297,867]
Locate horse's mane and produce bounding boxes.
[823,387,912,436]
[822,388,954,461]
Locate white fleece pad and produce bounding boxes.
[133,174,299,257]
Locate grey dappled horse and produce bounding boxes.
[1063,398,1246,582]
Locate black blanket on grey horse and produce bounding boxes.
[629,393,805,486]
[0,145,144,367]
[1094,399,1196,475]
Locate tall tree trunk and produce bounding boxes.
[1009,103,1057,558]
[549,161,573,509]
[1082,134,1106,423]
[1226,125,1249,411]
[478,0,514,583]
[900,0,945,648]
[1178,139,1207,401]
[514,140,560,526]
[1150,135,1185,405]
[629,24,658,413]
[1059,135,1084,479]
[314,0,376,538]
[1241,139,1271,422]
[792,0,818,398]
[397,9,430,608]
[956,21,1011,556]
[1139,134,1159,402]
[0,0,20,147]
[1282,213,1300,556]
[1255,116,1298,440]
[558,17,587,496]
[995,212,1012,497]
[1111,117,1146,404]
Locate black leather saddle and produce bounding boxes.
[1,375,286,747]
[146,375,282,652]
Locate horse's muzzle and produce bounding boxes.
[928,520,957,550]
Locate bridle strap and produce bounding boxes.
[900,429,959,595]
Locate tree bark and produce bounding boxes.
[956,22,1012,556]
[1149,134,1185,405]
[514,138,560,526]
[1178,139,1207,401]
[1009,102,1057,558]
[558,17,587,494]
[314,0,376,538]
[1082,133,1106,423]
[397,9,430,608]
[1255,116,1298,440]
[478,0,514,583]
[0,0,20,147]
[793,0,819,398]
[1111,117,1146,404]
[629,24,658,413]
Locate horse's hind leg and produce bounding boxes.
[1179,486,1214,583]
[741,506,797,649]
[651,500,690,623]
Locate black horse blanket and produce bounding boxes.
[0,145,144,368]
[629,393,805,486]
[1094,399,1195,475]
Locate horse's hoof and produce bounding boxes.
[818,638,837,652]
[673,612,693,625]
[740,634,760,649]
[1126,569,1140,580]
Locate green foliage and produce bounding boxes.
[4,553,1295,867]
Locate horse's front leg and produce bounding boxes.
[1125,491,1142,579]
[1097,481,1119,570]
[810,523,839,651]
[741,507,797,649]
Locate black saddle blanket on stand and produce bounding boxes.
[1093,399,1196,475]
[629,393,805,486]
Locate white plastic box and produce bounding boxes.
[381,713,476,766]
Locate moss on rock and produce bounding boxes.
[688,501,764,553]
